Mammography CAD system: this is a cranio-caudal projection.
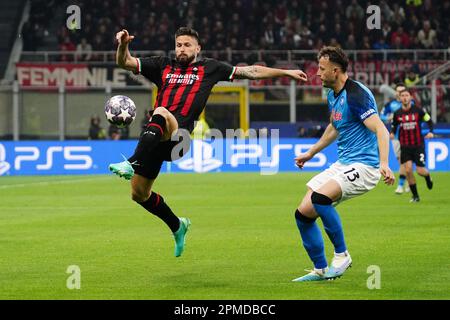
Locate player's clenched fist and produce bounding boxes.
[116,29,135,45]
[295,151,314,169]
[380,164,395,185]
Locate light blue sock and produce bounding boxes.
[311,192,347,254]
[398,175,406,187]
[294,210,328,269]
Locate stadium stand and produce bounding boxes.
[21,0,450,55]
[0,0,26,76]
[1,0,449,139]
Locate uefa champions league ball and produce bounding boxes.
[104,95,137,128]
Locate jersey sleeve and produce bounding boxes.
[347,84,378,122]
[135,56,168,84]
[379,102,392,123]
[209,59,237,83]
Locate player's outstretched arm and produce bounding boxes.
[115,29,137,71]
[295,123,338,169]
[234,65,308,82]
[364,114,395,185]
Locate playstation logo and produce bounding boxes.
[0,143,11,175]
[176,140,222,173]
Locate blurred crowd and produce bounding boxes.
[88,115,130,140]
[23,0,449,59]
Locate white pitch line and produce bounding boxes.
[0,176,115,189]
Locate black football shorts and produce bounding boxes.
[400,146,426,167]
[133,135,189,179]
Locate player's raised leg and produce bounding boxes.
[109,108,178,180]
[128,108,177,164]
[131,174,191,257]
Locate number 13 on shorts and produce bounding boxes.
[344,167,360,182]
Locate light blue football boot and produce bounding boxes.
[108,156,135,180]
[292,268,328,282]
[173,217,191,257]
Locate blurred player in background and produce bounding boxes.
[391,88,434,203]
[109,27,308,257]
[293,46,395,282]
[380,83,411,194]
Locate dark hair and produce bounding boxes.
[395,82,406,89]
[175,27,200,43]
[317,46,349,72]
[399,88,410,94]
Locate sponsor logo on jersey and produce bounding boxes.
[360,108,375,120]
[332,110,343,121]
[166,73,200,85]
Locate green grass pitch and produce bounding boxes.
[1,172,449,299]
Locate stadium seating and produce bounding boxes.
[0,0,26,77]
[22,0,449,56]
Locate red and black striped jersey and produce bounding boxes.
[135,56,236,132]
[392,106,431,147]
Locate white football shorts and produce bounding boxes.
[306,161,381,203]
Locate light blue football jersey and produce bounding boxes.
[327,79,380,168]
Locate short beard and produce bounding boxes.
[322,80,332,89]
[176,54,195,66]
[322,75,338,89]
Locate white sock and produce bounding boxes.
[335,250,348,257]
[314,267,329,275]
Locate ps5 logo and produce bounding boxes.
[230,143,327,174]
[0,143,11,175]
[14,146,92,170]
[428,142,448,170]
[176,141,328,174]
[177,140,222,173]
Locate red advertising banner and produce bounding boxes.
[16,61,446,88]
[15,63,148,87]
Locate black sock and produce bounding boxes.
[138,192,180,233]
[399,174,406,180]
[128,114,166,164]
[423,174,433,190]
[409,184,419,198]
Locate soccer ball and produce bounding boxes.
[104,95,137,128]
